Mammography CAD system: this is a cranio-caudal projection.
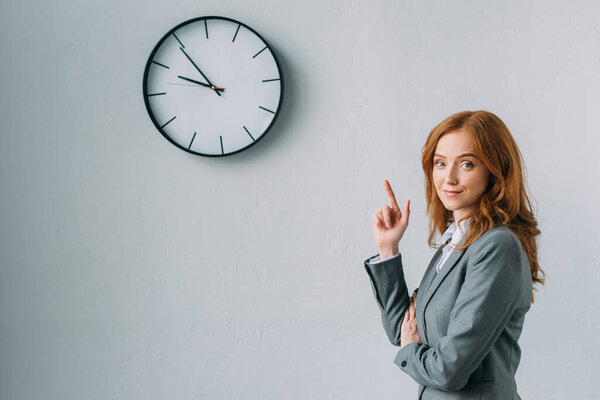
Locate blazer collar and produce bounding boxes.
[421,245,467,318]
[416,246,443,343]
[416,219,471,342]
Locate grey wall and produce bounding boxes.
[1,0,598,399]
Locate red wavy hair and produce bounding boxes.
[421,110,544,303]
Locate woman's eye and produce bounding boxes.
[434,160,474,168]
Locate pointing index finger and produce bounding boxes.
[384,180,400,210]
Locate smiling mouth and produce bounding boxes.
[443,190,462,197]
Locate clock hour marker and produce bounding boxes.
[152,60,169,69]
[219,135,224,154]
[258,106,275,114]
[172,33,184,48]
[262,78,280,82]
[147,92,166,97]
[232,24,241,42]
[252,46,267,58]
[204,19,209,39]
[161,116,176,128]
[188,132,197,149]
[243,126,255,141]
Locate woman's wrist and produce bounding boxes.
[378,246,399,260]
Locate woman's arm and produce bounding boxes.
[366,179,412,345]
[393,230,525,390]
[364,252,412,346]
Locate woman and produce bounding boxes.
[364,110,544,399]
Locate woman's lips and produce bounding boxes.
[443,190,462,197]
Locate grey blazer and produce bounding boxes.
[364,225,533,399]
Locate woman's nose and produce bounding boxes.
[445,165,459,184]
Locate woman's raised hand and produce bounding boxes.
[371,179,410,254]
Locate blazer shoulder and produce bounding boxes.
[465,225,532,305]
[467,224,524,257]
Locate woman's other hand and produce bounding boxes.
[400,293,421,348]
[372,179,410,257]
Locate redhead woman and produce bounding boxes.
[364,110,544,399]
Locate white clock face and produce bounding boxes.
[143,17,283,156]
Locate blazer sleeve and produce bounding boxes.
[364,252,412,346]
[394,230,524,391]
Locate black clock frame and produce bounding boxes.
[142,16,284,157]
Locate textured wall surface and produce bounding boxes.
[1,0,599,399]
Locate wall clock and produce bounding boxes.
[143,16,283,157]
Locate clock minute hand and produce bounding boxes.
[179,47,222,97]
[177,75,225,91]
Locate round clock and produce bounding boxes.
[143,16,283,157]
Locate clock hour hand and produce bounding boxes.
[177,75,225,91]
[179,47,222,97]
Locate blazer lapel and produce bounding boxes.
[420,247,444,287]
[416,247,443,343]
[421,247,467,314]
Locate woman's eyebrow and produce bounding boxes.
[434,152,478,159]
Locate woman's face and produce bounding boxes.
[432,129,491,222]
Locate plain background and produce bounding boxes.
[1,0,599,399]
